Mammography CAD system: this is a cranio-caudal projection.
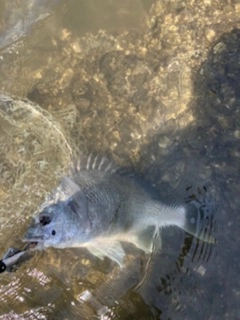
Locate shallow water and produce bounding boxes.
[0,0,240,319]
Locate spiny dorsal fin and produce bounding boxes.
[68,154,158,198]
[70,153,119,174]
[71,154,145,179]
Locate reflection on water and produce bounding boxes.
[63,0,148,34]
[0,0,239,319]
[0,0,61,50]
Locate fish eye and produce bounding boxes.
[52,230,56,236]
[39,215,51,226]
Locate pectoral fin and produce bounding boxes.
[87,239,125,267]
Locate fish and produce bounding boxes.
[23,155,216,267]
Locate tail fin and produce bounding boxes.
[161,158,218,244]
[183,184,217,244]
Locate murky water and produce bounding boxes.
[0,0,240,319]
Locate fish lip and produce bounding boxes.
[22,235,44,242]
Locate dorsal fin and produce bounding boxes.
[70,153,119,174]
[68,154,158,197]
[70,153,144,178]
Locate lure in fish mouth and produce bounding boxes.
[0,242,38,273]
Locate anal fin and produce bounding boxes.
[87,238,125,267]
[131,226,162,253]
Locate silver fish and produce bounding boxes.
[23,155,216,267]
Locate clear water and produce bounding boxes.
[0,0,239,319]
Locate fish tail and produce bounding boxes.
[161,158,218,243]
[182,184,217,243]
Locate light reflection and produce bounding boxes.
[27,268,51,286]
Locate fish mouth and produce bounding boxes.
[22,237,45,251]
[23,241,39,250]
[22,235,44,243]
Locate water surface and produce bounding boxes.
[0,0,240,319]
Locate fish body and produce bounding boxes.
[23,155,216,266]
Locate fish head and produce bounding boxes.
[23,177,92,249]
[23,202,68,248]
